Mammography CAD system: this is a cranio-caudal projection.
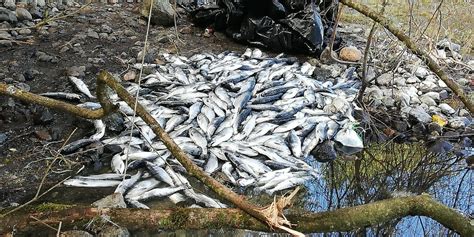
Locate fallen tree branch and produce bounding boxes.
[1,195,472,235]
[339,0,474,114]
[0,83,115,119]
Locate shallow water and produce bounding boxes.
[33,142,473,236]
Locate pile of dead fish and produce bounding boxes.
[58,48,364,209]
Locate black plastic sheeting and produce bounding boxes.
[184,0,339,56]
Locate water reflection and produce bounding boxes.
[303,142,472,236]
[31,142,472,236]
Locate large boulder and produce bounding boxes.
[141,0,175,26]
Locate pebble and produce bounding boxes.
[34,129,52,141]
[0,31,12,40]
[18,28,31,35]
[3,0,15,10]
[67,65,86,77]
[409,106,432,123]
[34,108,54,125]
[36,51,54,62]
[16,8,32,21]
[376,73,393,86]
[60,230,94,237]
[439,90,449,100]
[420,95,437,107]
[459,109,469,117]
[414,66,429,78]
[406,76,419,84]
[0,133,7,145]
[423,92,440,101]
[97,226,130,237]
[92,193,127,208]
[123,70,136,81]
[339,46,362,62]
[427,123,442,133]
[438,103,455,115]
[24,69,40,81]
[29,7,43,19]
[15,82,30,92]
[448,118,466,129]
[87,29,99,39]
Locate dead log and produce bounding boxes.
[340,0,474,114]
[1,195,472,236]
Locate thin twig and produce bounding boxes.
[29,216,58,232]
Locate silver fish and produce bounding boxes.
[189,128,208,157]
[132,186,185,201]
[69,76,95,99]
[211,127,233,146]
[64,179,121,188]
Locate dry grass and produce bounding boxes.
[341,0,473,55]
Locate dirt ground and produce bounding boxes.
[0,3,257,208]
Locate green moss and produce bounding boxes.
[169,208,190,228]
[35,203,73,212]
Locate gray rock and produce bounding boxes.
[97,226,130,237]
[427,123,442,133]
[18,28,31,35]
[87,29,99,39]
[381,97,395,107]
[410,96,421,105]
[459,109,469,117]
[376,73,393,86]
[439,103,455,115]
[29,8,43,19]
[0,133,7,145]
[448,118,466,129]
[15,82,30,92]
[0,31,12,40]
[92,193,127,209]
[67,65,86,77]
[101,24,113,33]
[16,8,32,21]
[394,77,406,86]
[428,106,441,113]
[34,108,54,125]
[437,38,461,52]
[423,92,440,101]
[99,32,108,39]
[406,76,419,84]
[409,106,432,123]
[395,91,410,107]
[439,90,449,100]
[60,230,93,237]
[438,80,447,88]
[414,67,429,78]
[457,78,469,86]
[3,0,15,10]
[142,0,175,26]
[420,95,437,106]
[419,80,437,90]
[37,52,54,62]
[24,69,41,81]
[36,0,46,7]
[0,7,17,23]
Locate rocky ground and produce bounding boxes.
[0,2,472,210]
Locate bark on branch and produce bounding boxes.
[0,83,115,119]
[340,0,474,114]
[1,195,472,236]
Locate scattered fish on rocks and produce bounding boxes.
[59,48,365,208]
